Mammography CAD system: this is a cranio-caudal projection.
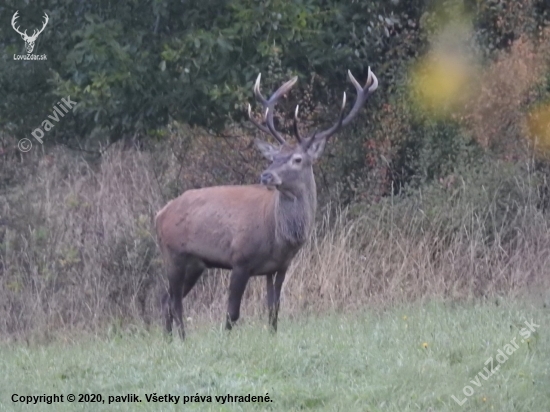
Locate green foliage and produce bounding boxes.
[0,0,424,144]
[395,119,482,189]
[472,0,547,54]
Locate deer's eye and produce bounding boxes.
[293,156,302,164]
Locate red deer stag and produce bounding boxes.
[155,68,378,338]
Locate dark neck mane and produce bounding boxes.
[274,171,316,246]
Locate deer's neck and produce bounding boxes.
[274,171,317,247]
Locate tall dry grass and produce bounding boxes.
[1,139,549,341]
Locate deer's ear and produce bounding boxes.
[254,139,279,161]
[306,137,326,161]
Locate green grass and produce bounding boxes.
[0,300,549,411]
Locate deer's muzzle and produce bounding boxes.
[260,172,281,187]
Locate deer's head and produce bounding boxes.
[248,69,378,194]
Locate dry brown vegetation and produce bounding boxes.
[3,12,550,340]
[461,30,550,156]
[1,134,549,341]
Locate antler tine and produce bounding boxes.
[307,92,347,146]
[343,67,378,127]
[248,73,298,145]
[11,11,27,37]
[313,67,378,142]
[247,101,287,145]
[247,103,272,135]
[265,108,285,145]
[293,105,303,143]
[247,105,286,145]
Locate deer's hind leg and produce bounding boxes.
[164,255,205,340]
[166,256,206,339]
[164,264,185,338]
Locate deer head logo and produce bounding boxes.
[11,11,49,54]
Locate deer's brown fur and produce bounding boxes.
[156,68,378,338]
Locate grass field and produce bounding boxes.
[0,300,548,411]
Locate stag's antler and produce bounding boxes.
[292,105,304,143]
[248,68,378,147]
[247,74,298,145]
[302,67,378,149]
